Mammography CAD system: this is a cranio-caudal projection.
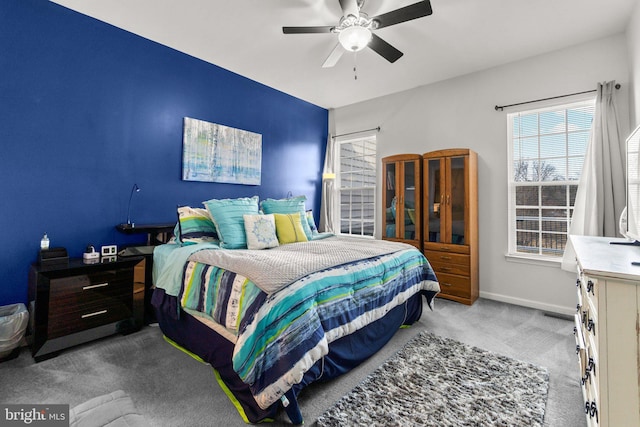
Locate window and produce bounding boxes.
[507,99,595,259]
[337,135,377,237]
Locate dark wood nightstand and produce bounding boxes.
[28,256,144,362]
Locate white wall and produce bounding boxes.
[331,34,630,315]
[627,0,640,127]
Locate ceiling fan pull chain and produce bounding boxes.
[353,51,358,80]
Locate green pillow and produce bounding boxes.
[274,212,308,244]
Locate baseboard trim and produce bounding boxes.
[479,291,575,317]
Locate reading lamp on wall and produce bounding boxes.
[127,183,140,228]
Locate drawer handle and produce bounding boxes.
[440,267,452,272]
[589,402,598,421]
[81,309,107,319]
[576,303,581,313]
[575,344,580,355]
[587,319,596,335]
[581,370,589,385]
[587,280,594,295]
[440,246,451,251]
[576,278,581,288]
[83,282,109,290]
[581,311,588,326]
[441,282,452,287]
[588,357,595,374]
[440,256,452,260]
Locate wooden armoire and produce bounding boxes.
[423,149,478,305]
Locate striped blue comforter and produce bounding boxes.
[174,243,439,410]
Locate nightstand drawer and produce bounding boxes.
[47,270,133,338]
[49,268,132,300]
[434,273,470,298]
[48,296,132,338]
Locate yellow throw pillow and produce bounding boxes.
[274,212,309,244]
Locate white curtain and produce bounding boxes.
[561,81,625,271]
[319,134,337,233]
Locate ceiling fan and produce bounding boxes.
[283,0,433,68]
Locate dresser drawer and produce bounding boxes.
[584,298,598,342]
[574,313,587,369]
[586,381,600,427]
[434,273,470,298]
[581,274,599,309]
[585,336,599,390]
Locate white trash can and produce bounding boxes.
[0,303,29,361]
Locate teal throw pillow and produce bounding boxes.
[204,196,259,249]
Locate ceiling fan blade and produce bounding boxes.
[368,33,403,63]
[370,0,433,30]
[322,43,345,68]
[283,26,334,34]
[339,0,359,17]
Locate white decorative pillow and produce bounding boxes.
[243,214,279,250]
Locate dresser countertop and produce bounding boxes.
[570,235,640,282]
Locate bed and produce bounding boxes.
[150,199,440,424]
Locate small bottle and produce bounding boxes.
[40,233,50,250]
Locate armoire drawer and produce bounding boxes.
[433,272,470,299]
[425,250,470,277]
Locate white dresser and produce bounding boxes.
[571,235,640,427]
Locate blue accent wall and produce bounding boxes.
[0,0,328,306]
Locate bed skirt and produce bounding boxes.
[151,287,433,424]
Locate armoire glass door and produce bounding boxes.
[403,161,416,240]
[426,159,442,243]
[448,156,466,245]
[383,162,397,239]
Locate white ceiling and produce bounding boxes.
[51,0,637,109]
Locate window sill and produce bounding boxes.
[504,253,562,268]
[337,233,375,240]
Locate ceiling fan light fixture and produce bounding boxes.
[338,25,371,52]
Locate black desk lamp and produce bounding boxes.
[127,183,140,228]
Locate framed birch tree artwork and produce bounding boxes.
[182,117,262,185]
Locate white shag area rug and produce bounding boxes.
[317,332,549,427]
